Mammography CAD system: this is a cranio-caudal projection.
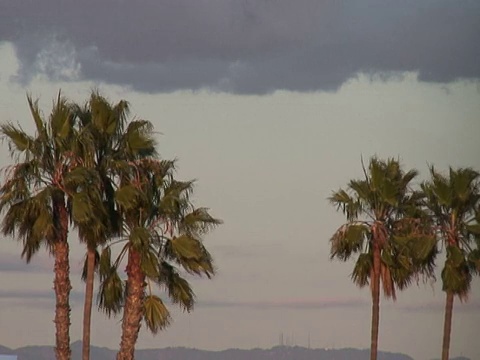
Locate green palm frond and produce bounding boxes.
[49,92,73,141]
[159,180,195,215]
[140,245,161,279]
[180,208,223,236]
[330,223,369,261]
[168,234,208,261]
[143,295,171,334]
[442,246,472,301]
[89,92,119,135]
[111,99,129,132]
[329,189,362,221]
[422,166,480,300]
[97,267,125,316]
[329,157,437,300]
[428,167,452,207]
[121,120,157,158]
[164,234,215,278]
[158,261,196,311]
[71,192,95,224]
[351,253,372,288]
[62,166,99,191]
[26,95,48,141]
[468,249,480,274]
[2,188,56,262]
[0,165,34,207]
[115,184,144,211]
[98,246,114,281]
[129,226,152,251]
[0,123,35,154]
[369,157,386,191]
[400,169,419,189]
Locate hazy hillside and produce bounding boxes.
[0,342,418,360]
[0,342,472,360]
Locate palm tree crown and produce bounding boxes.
[329,157,436,360]
[105,157,220,360]
[69,91,159,360]
[330,158,435,298]
[421,166,480,360]
[0,93,84,360]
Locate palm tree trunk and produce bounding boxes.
[53,197,71,360]
[370,246,381,360]
[82,247,96,360]
[441,291,454,360]
[117,249,145,360]
[54,240,72,360]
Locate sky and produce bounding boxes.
[0,1,479,359]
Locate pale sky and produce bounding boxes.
[0,2,479,359]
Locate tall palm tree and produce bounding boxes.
[0,94,82,360]
[70,92,157,360]
[421,167,480,360]
[329,157,436,360]
[100,158,221,360]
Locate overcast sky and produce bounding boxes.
[0,2,479,360]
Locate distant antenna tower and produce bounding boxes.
[308,331,311,349]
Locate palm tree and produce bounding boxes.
[329,157,436,360]
[70,92,157,360]
[0,94,81,360]
[421,167,480,360]
[100,158,221,360]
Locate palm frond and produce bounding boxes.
[351,253,372,288]
[158,261,196,311]
[442,246,472,302]
[180,208,223,236]
[329,189,362,221]
[97,267,125,316]
[330,223,369,261]
[143,295,171,334]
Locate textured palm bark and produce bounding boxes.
[53,198,71,360]
[441,292,454,360]
[117,249,145,360]
[82,247,96,360]
[370,245,381,360]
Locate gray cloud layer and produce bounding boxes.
[197,298,369,310]
[0,252,85,274]
[0,255,51,273]
[1,0,479,93]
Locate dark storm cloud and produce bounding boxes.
[1,0,479,93]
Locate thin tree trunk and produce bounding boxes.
[441,291,454,360]
[53,196,71,360]
[82,247,96,360]
[54,240,72,360]
[370,245,381,360]
[117,249,145,360]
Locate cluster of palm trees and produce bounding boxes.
[0,92,221,360]
[0,93,478,360]
[330,157,480,360]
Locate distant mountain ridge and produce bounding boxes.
[0,342,470,360]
